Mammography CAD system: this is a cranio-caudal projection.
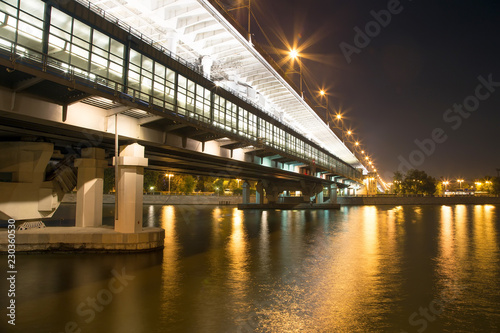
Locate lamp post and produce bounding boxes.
[166,173,174,194]
[330,113,344,141]
[318,89,332,123]
[320,90,329,109]
[443,181,449,194]
[289,49,303,98]
[345,129,352,144]
[457,179,464,189]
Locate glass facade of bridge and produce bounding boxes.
[0,0,362,181]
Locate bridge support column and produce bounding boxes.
[114,143,148,233]
[255,180,264,204]
[75,148,107,228]
[328,184,338,204]
[242,181,250,204]
[315,188,324,204]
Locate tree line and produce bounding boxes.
[104,169,247,195]
[392,169,500,196]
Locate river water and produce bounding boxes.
[1,204,499,332]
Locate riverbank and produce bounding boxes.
[338,196,500,205]
[62,193,244,205]
[62,194,500,206]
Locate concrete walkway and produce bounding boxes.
[238,202,340,210]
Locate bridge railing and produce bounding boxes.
[0,39,362,182]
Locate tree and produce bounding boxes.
[144,170,160,192]
[180,175,197,194]
[393,171,403,194]
[103,168,115,193]
[196,176,216,192]
[492,177,500,196]
[435,182,444,196]
[213,178,224,195]
[399,169,436,196]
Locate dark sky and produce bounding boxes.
[235,0,500,182]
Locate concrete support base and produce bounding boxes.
[75,148,107,228]
[255,180,264,204]
[242,181,250,204]
[0,226,164,252]
[315,190,324,204]
[328,184,338,204]
[0,142,63,220]
[114,144,148,233]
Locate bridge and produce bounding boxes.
[0,0,373,249]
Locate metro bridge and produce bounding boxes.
[0,0,372,241]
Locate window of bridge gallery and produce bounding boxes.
[226,101,238,131]
[153,62,176,106]
[90,29,124,83]
[127,48,155,98]
[19,0,43,51]
[153,62,166,99]
[248,113,257,139]
[285,132,295,153]
[2,0,44,52]
[297,139,304,158]
[49,8,72,64]
[186,79,196,113]
[0,11,17,49]
[258,118,271,145]
[213,94,225,126]
[128,49,142,91]
[176,74,188,115]
[278,127,285,150]
[195,83,211,121]
[238,108,248,137]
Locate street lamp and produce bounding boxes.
[457,179,464,189]
[166,173,174,194]
[289,48,303,98]
[319,89,329,112]
[443,181,449,192]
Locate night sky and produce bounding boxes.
[234,0,500,182]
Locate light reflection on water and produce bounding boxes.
[2,204,500,332]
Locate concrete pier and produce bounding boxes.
[0,226,164,253]
[75,147,107,228]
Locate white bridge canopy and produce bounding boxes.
[87,0,365,169]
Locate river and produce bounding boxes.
[1,204,499,332]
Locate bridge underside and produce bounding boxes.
[0,60,355,187]
[0,112,334,185]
